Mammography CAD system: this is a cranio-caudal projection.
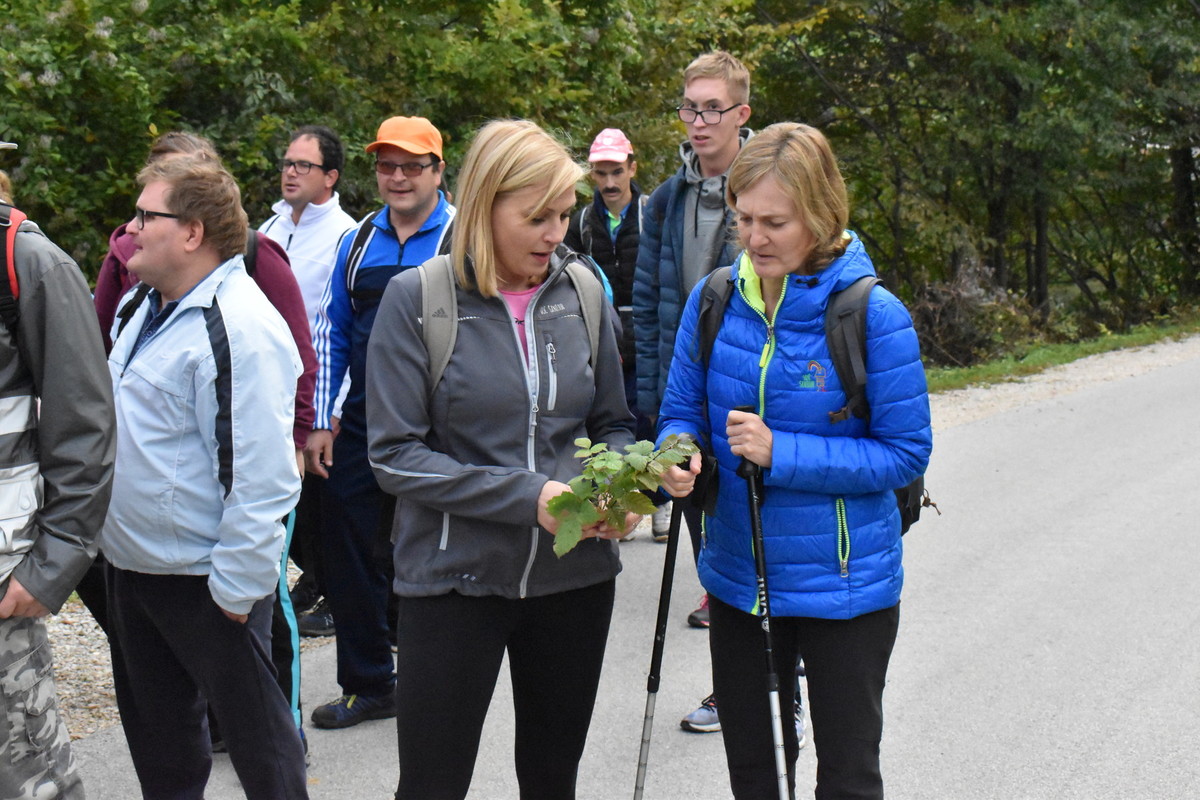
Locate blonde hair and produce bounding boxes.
[138,155,248,261]
[684,51,751,106]
[0,170,11,204]
[726,123,849,274]
[450,120,585,297]
[147,130,218,164]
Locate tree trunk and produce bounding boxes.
[1032,186,1050,317]
[1169,146,1200,297]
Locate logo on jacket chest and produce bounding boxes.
[797,361,828,391]
[538,302,566,316]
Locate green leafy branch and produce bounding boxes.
[548,434,699,557]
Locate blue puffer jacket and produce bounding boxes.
[658,234,932,620]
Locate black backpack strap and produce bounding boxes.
[579,206,594,258]
[343,217,378,312]
[436,218,455,255]
[0,204,25,334]
[692,265,735,367]
[115,283,153,340]
[825,276,881,423]
[244,229,258,277]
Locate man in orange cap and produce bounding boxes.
[307,116,456,729]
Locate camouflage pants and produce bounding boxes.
[0,616,82,800]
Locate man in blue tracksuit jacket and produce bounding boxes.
[306,116,455,729]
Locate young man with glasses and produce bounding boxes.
[632,49,765,737]
[306,116,455,729]
[260,125,357,642]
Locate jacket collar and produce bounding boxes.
[270,191,347,229]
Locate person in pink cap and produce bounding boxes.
[564,128,676,542]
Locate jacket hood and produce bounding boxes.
[679,128,755,184]
[108,222,137,270]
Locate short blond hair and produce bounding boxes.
[138,155,248,262]
[684,51,751,105]
[450,120,585,297]
[0,170,11,204]
[727,123,849,273]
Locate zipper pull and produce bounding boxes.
[529,402,539,436]
[546,342,557,365]
[840,559,849,578]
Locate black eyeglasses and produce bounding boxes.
[134,208,181,230]
[279,159,327,175]
[375,159,436,178]
[676,103,743,125]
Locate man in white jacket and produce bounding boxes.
[103,154,307,799]
[260,125,356,637]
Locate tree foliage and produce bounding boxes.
[2,0,1197,363]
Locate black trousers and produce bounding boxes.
[709,596,899,800]
[107,568,308,800]
[319,481,397,697]
[393,581,616,800]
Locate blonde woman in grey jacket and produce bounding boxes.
[367,119,638,800]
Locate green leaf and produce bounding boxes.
[553,515,583,557]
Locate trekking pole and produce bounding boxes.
[633,499,685,800]
[734,406,790,800]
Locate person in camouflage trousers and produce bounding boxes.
[0,138,117,799]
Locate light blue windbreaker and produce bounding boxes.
[658,234,932,620]
[103,258,302,615]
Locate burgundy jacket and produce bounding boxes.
[95,223,317,449]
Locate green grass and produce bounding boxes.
[926,313,1200,393]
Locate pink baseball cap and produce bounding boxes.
[588,128,633,163]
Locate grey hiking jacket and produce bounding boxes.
[0,220,115,613]
[367,252,635,599]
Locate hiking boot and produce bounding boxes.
[651,501,672,543]
[310,693,396,730]
[680,693,720,733]
[298,599,335,637]
[687,594,710,629]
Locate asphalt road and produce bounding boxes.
[72,349,1200,799]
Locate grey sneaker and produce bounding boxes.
[651,501,672,543]
[680,693,720,733]
[298,599,335,637]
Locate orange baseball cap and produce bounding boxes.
[366,116,443,159]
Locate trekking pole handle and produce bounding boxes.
[732,405,762,480]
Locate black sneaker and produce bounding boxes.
[310,693,396,730]
[289,578,321,615]
[686,594,710,629]
[298,599,335,637]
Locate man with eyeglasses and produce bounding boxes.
[260,125,356,641]
[0,139,115,800]
[306,115,455,730]
[632,50,756,736]
[103,154,308,798]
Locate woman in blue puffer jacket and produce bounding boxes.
[659,122,932,799]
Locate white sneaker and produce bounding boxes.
[651,501,672,543]
[795,697,807,749]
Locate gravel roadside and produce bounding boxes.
[44,333,1200,740]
